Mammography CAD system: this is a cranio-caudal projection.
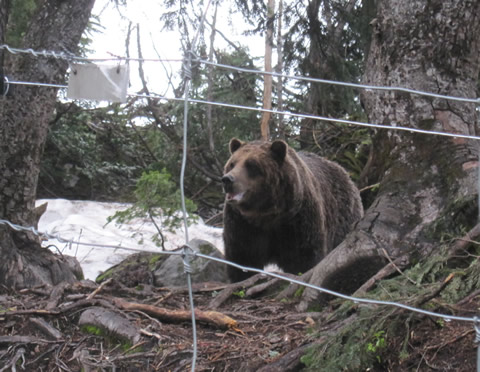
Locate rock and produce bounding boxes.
[96,239,228,287]
[78,307,141,345]
[96,252,166,286]
[153,239,228,287]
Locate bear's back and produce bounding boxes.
[298,151,363,249]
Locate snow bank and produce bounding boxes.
[36,199,224,280]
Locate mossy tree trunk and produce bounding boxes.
[0,0,95,289]
[301,0,480,309]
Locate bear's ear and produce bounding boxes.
[270,140,287,163]
[229,138,244,154]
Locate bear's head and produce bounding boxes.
[222,138,300,219]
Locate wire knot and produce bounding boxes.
[474,316,480,344]
[182,244,195,274]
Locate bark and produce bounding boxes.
[260,0,274,140]
[0,0,9,97]
[301,0,480,309]
[274,0,284,139]
[0,0,95,288]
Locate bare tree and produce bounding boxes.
[299,0,480,309]
[0,0,95,288]
[260,0,274,140]
[274,0,284,139]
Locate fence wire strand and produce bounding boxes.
[179,2,213,370]
[0,217,477,325]
[2,39,480,370]
[2,43,479,104]
[6,79,480,143]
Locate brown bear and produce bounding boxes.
[222,138,363,282]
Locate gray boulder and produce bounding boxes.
[153,239,228,286]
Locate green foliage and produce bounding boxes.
[40,103,147,201]
[366,330,387,362]
[233,290,246,298]
[82,325,103,337]
[107,169,197,248]
[301,239,480,371]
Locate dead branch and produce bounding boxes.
[46,282,68,310]
[0,347,26,372]
[450,222,480,254]
[0,336,49,344]
[87,277,113,300]
[275,270,314,301]
[257,343,313,372]
[30,317,63,340]
[112,297,237,329]
[208,273,270,309]
[354,253,410,296]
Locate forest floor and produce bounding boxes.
[0,275,478,371]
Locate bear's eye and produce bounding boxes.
[245,160,262,178]
[229,162,235,170]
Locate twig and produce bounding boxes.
[0,347,26,372]
[87,278,113,300]
[381,248,416,284]
[450,222,480,254]
[209,273,270,309]
[148,209,166,251]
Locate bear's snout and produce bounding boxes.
[221,174,234,193]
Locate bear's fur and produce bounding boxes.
[222,138,363,282]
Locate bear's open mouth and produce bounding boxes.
[226,192,244,202]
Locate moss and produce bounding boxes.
[81,325,104,336]
[197,242,216,255]
[148,254,165,270]
[95,267,114,283]
[302,242,480,371]
[294,286,305,297]
[81,324,135,351]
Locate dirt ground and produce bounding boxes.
[0,277,478,371]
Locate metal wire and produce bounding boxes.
[2,43,479,104]
[1,217,479,369]
[7,77,480,142]
[0,217,476,323]
[2,39,480,370]
[179,2,213,370]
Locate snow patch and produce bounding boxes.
[36,199,223,280]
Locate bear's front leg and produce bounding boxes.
[223,214,270,282]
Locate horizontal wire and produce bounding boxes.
[0,44,183,63]
[138,92,480,142]
[196,58,480,104]
[0,218,475,323]
[194,253,474,323]
[2,44,480,104]
[8,77,480,142]
[0,219,183,256]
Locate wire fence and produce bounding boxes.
[1,18,480,369]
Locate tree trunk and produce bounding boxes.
[300,0,480,309]
[260,0,274,141]
[0,0,95,289]
[274,0,284,139]
[0,0,10,95]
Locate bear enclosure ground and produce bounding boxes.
[0,275,478,371]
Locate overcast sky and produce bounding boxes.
[89,0,264,96]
